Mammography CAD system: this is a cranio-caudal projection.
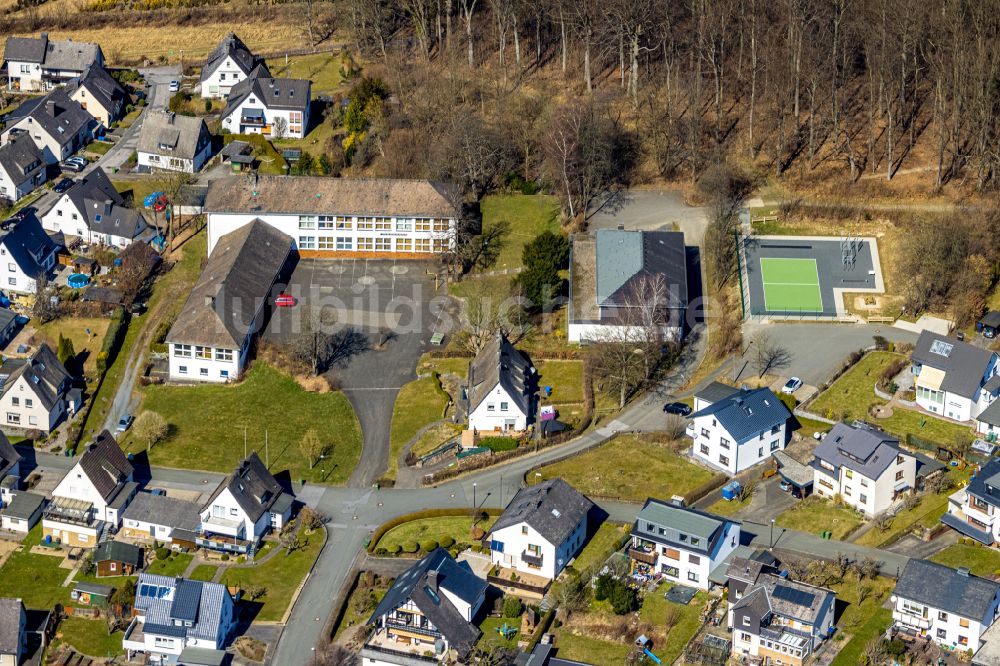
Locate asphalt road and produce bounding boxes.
[588,188,710,244]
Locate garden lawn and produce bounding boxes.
[418,354,471,379]
[35,317,110,375]
[135,364,361,484]
[776,496,864,540]
[376,516,496,554]
[0,549,72,609]
[478,616,522,650]
[112,178,174,210]
[528,433,717,502]
[551,632,630,665]
[188,565,217,582]
[410,422,462,458]
[265,52,343,96]
[220,525,325,622]
[572,523,626,574]
[386,376,450,480]
[640,586,709,665]
[930,544,1000,577]
[55,617,124,658]
[536,360,585,405]
[481,194,560,271]
[706,495,752,518]
[146,552,193,577]
[809,351,899,421]
[828,574,895,666]
[853,489,951,547]
[334,573,390,640]
[85,141,113,156]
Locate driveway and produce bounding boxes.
[264,258,454,487]
[739,477,799,523]
[588,188,710,244]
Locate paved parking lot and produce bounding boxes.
[265,258,455,486]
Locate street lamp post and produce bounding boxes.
[734,340,755,382]
[472,483,477,527]
[769,518,776,549]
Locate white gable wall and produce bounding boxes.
[0,373,65,431]
[468,383,527,432]
[201,57,251,99]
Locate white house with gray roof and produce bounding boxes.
[568,229,688,343]
[812,422,916,516]
[40,167,149,248]
[0,89,94,165]
[893,559,1000,652]
[137,111,213,174]
[121,492,201,547]
[220,69,310,138]
[0,598,26,666]
[629,498,740,590]
[0,133,45,204]
[0,213,58,295]
[4,33,104,92]
[123,574,236,661]
[199,33,268,99]
[912,331,1000,423]
[689,386,792,475]
[942,457,1000,545]
[0,434,21,509]
[0,344,77,433]
[467,331,535,434]
[487,478,594,583]
[1,491,44,534]
[363,548,487,665]
[65,64,128,128]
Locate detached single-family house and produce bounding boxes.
[911,331,1000,423]
[628,497,740,591]
[943,457,1000,545]
[93,540,143,578]
[123,574,236,662]
[487,478,594,586]
[811,422,916,516]
[0,133,45,204]
[197,452,293,554]
[39,167,149,248]
[0,492,44,534]
[199,32,268,99]
[693,381,740,412]
[893,559,1000,651]
[220,69,310,139]
[0,310,19,350]
[121,492,201,549]
[43,431,137,547]
[467,331,535,434]
[362,548,487,666]
[137,111,213,174]
[0,344,78,433]
[0,89,94,164]
[0,434,21,507]
[0,215,58,295]
[689,387,792,475]
[65,64,128,128]
[166,219,293,382]
[729,558,836,666]
[4,33,104,91]
[0,598,26,666]
[568,229,688,343]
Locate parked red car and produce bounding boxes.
[275,293,297,307]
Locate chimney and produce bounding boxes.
[426,569,438,592]
[45,100,55,116]
[957,567,970,577]
[617,223,625,231]
[204,294,215,308]
[168,112,175,125]
[103,199,112,216]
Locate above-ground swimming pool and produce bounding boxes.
[67,273,90,289]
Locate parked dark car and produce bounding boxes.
[663,402,692,416]
[53,178,74,193]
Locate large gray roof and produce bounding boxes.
[17,88,93,148]
[0,133,43,188]
[122,493,200,531]
[964,458,1000,510]
[202,452,287,523]
[689,387,791,444]
[200,32,268,82]
[812,422,903,480]
[912,331,996,399]
[594,229,687,308]
[0,597,23,655]
[468,331,533,416]
[4,34,101,71]
[221,73,310,118]
[0,213,57,283]
[490,478,593,546]
[166,219,292,349]
[135,573,231,644]
[1,491,43,520]
[0,432,20,482]
[75,430,133,501]
[137,111,211,162]
[694,381,741,404]
[632,497,737,556]
[895,559,1000,620]
[0,343,70,413]
[65,65,127,118]
[57,167,148,240]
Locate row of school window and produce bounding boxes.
[298,215,451,232]
[297,236,448,252]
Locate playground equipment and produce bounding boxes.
[496,623,517,640]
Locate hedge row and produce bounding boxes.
[423,348,583,360]
[526,609,556,652]
[96,307,127,373]
[367,508,501,553]
[480,436,518,452]
[685,472,729,505]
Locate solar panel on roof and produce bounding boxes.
[930,339,954,357]
[772,585,816,608]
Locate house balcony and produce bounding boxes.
[122,617,146,652]
[201,514,242,537]
[385,618,443,640]
[628,546,657,566]
[893,610,931,630]
[196,532,252,554]
[43,498,97,528]
[487,565,551,599]
[362,627,442,664]
[521,550,544,567]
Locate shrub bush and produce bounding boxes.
[479,436,518,452]
[402,541,419,554]
[439,536,455,549]
[374,547,388,556]
[221,554,230,561]
[419,540,439,553]
[388,544,402,555]
[155,547,169,560]
[367,508,502,552]
[503,596,523,618]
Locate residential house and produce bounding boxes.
[893,558,1000,651]
[0,89,94,164]
[197,452,293,554]
[0,344,78,433]
[0,134,45,204]
[467,331,535,434]
[121,492,201,549]
[165,219,293,382]
[93,540,143,577]
[911,331,1000,423]
[137,111,213,173]
[628,498,740,591]
[0,492,44,533]
[39,167,149,248]
[4,33,104,91]
[974,619,1000,666]
[728,558,836,666]
[0,598,26,666]
[487,478,594,585]
[123,574,236,662]
[689,387,793,475]
[0,434,21,507]
[0,213,58,295]
[943,457,1000,545]
[811,422,917,516]
[199,33,268,99]
[219,69,310,138]
[568,229,688,343]
[693,381,740,412]
[65,64,128,128]
[177,647,228,666]
[205,174,460,257]
[0,309,19,350]
[42,431,137,547]
[362,548,487,666]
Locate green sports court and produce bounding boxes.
[759,257,824,313]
